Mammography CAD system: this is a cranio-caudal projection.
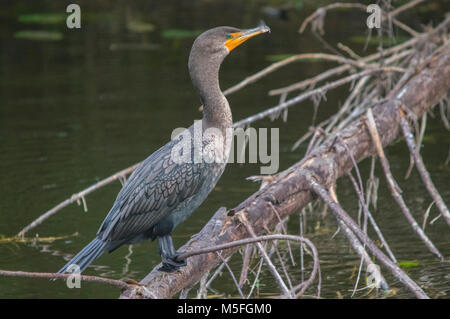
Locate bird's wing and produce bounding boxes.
[97,139,207,242]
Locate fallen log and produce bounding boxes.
[120,47,450,299]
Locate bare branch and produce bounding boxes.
[0,269,132,291]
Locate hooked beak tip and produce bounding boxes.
[258,20,271,34]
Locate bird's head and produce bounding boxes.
[189,21,270,71]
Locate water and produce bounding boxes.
[0,0,449,298]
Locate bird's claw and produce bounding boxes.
[159,253,186,272]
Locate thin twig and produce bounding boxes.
[177,234,315,266]
[0,269,132,291]
[337,215,390,294]
[422,201,436,231]
[238,214,292,298]
[223,53,368,96]
[268,202,296,265]
[348,173,398,264]
[247,258,264,298]
[217,252,245,298]
[17,163,140,237]
[399,110,450,227]
[299,210,305,283]
[299,3,367,34]
[389,0,426,17]
[238,245,252,287]
[272,242,294,291]
[205,258,229,290]
[338,135,398,263]
[365,108,444,260]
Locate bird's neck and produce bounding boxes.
[189,57,232,133]
[201,89,232,133]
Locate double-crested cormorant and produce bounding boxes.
[58,22,270,273]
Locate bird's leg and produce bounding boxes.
[157,234,186,272]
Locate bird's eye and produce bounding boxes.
[226,34,232,39]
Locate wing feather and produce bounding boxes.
[98,138,208,242]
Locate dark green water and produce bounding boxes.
[0,1,449,298]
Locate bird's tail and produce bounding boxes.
[57,237,106,274]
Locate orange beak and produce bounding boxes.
[225,21,270,52]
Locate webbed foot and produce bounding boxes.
[158,252,187,272]
[157,234,187,272]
